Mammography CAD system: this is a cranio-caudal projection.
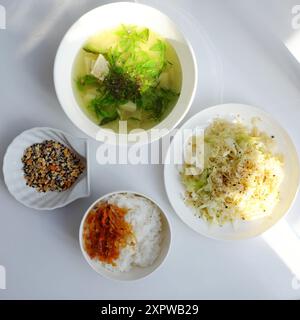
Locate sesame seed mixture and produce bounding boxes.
[22,140,85,193]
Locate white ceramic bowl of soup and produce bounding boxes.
[54,2,197,144]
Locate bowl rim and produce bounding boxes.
[164,103,300,241]
[2,126,90,211]
[79,190,172,281]
[53,1,198,145]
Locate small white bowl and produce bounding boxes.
[79,191,172,281]
[3,127,90,210]
[164,103,300,240]
[54,2,197,144]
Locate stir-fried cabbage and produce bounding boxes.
[181,119,284,225]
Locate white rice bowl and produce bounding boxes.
[84,193,163,273]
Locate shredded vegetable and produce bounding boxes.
[181,119,284,225]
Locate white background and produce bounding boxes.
[1,0,300,299]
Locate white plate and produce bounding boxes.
[79,191,171,281]
[164,103,300,240]
[3,127,90,211]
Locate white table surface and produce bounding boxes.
[1,0,300,300]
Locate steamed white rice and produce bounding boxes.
[97,193,162,272]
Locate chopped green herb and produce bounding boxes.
[83,47,101,54]
[137,87,178,120]
[76,75,100,91]
[100,112,119,125]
